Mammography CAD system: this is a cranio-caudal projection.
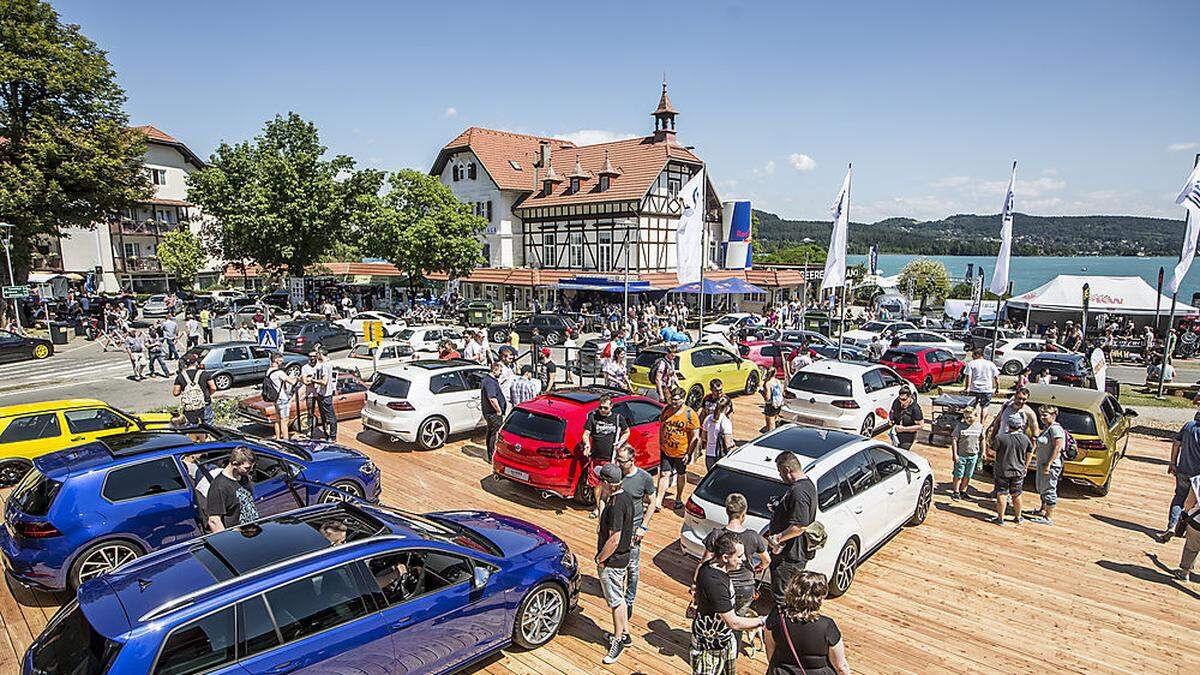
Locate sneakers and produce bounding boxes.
[604,631,633,647]
[950,491,960,501]
[992,516,1005,526]
[603,635,627,664]
[1157,530,1175,544]
[1027,516,1053,526]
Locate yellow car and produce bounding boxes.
[985,383,1135,496]
[630,344,762,409]
[0,400,174,486]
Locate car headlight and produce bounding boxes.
[359,461,377,475]
[560,550,577,571]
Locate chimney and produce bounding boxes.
[534,140,551,190]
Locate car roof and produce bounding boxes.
[377,358,479,377]
[1030,352,1085,363]
[0,398,109,417]
[542,386,631,404]
[1024,383,1107,409]
[403,324,457,331]
[882,345,928,354]
[719,425,864,476]
[798,359,879,375]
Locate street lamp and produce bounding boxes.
[0,222,21,331]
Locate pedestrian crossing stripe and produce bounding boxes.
[258,328,280,350]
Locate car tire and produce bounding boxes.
[291,410,315,434]
[828,537,859,598]
[32,343,51,359]
[908,477,933,526]
[544,331,560,347]
[491,329,508,343]
[859,414,875,437]
[417,416,449,450]
[920,376,933,393]
[212,372,234,390]
[346,335,357,351]
[1002,360,1023,376]
[744,370,761,395]
[0,458,32,487]
[321,479,364,503]
[512,582,568,650]
[1090,469,1113,497]
[573,475,596,506]
[686,385,705,411]
[69,539,144,591]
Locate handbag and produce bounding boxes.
[803,521,828,556]
[780,614,809,675]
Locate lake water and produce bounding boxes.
[847,254,1200,304]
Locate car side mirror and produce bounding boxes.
[1125,408,1139,419]
[472,565,491,590]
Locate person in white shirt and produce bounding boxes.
[702,396,735,471]
[964,348,1001,426]
[463,331,485,364]
[266,353,298,439]
[497,350,516,401]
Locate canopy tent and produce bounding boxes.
[1005,275,1199,317]
[671,278,768,295]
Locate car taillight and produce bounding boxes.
[294,336,306,344]
[1060,374,1080,383]
[684,498,706,519]
[536,446,572,458]
[15,521,62,539]
[994,351,1005,357]
[832,399,860,409]
[1077,439,1106,451]
[386,401,415,411]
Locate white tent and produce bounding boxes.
[1006,275,1199,317]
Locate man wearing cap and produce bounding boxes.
[535,347,558,391]
[993,413,1035,525]
[594,462,635,664]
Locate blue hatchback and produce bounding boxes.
[0,426,380,591]
[23,502,579,674]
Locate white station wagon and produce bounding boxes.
[681,425,933,597]
[361,359,488,449]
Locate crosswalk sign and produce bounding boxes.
[258,327,280,350]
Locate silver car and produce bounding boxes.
[141,294,175,318]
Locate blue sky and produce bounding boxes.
[54,0,1199,222]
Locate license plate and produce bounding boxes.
[503,467,530,482]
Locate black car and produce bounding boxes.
[260,289,292,311]
[281,320,357,353]
[490,313,577,346]
[0,329,54,363]
[1026,352,1120,397]
[183,342,309,390]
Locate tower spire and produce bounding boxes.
[651,77,678,143]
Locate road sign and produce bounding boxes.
[2,285,28,299]
[258,327,280,350]
[363,320,384,347]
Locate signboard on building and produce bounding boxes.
[2,286,28,299]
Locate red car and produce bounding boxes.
[879,345,964,392]
[738,340,810,377]
[492,387,663,503]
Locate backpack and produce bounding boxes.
[1060,426,1080,461]
[180,370,206,411]
[262,368,280,403]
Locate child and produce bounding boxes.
[1015,366,1031,391]
[950,405,984,500]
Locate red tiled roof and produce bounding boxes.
[133,125,181,144]
[435,128,576,192]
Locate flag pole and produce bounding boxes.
[1154,265,1165,334]
[836,164,851,361]
[698,220,706,343]
[1158,152,1200,398]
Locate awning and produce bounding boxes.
[671,278,767,295]
[26,272,67,284]
[552,276,660,293]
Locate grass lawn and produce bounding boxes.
[1118,388,1195,409]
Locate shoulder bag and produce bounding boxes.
[780,613,809,675]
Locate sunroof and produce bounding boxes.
[550,386,622,403]
[754,426,858,458]
[407,360,462,370]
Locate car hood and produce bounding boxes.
[433,510,562,559]
[289,439,367,463]
[842,330,875,340]
[135,412,175,427]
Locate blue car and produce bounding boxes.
[23,502,579,674]
[1,426,380,591]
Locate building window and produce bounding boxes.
[597,232,613,272]
[485,200,493,222]
[667,177,682,195]
[569,232,583,268]
[452,165,461,181]
[482,243,491,263]
[124,242,141,259]
[468,163,477,180]
[149,168,167,186]
[542,232,556,268]
[569,178,580,194]
[598,175,610,192]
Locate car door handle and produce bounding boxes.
[265,660,300,674]
[389,617,413,631]
[887,488,896,495]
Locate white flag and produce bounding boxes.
[821,165,852,291]
[1169,163,1200,294]
[989,161,1017,296]
[676,169,706,285]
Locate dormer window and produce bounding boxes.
[569,177,580,193]
[452,165,462,181]
[543,180,555,196]
[598,175,610,192]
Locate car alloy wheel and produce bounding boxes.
[1002,360,1023,376]
[829,538,859,597]
[321,480,363,503]
[492,329,508,343]
[514,583,567,649]
[744,370,761,395]
[213,373,234,390]
[74,541,141,588]
[286,364,302,377]
[859,414,875,437]
[687,385,704,410]
[418,417,449,450]
[908,477,933,525]
[544,332,560,347]
[32,344,50,359]
[920,376,933,393]
[0,458,32,487]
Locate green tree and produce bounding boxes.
[187,112,383,276]
[360,170,485,302]
[754,242,827,265]
[157,229,204,289]
[947,281,975,299]
[898,258,951,310]
[0,0,151,280]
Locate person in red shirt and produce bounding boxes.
[438,340,461,360]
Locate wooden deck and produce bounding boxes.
[2,407,1199,673]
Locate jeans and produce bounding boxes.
[165,339,179,360]
[623,544,641,612]
[147,352,169,377]
[1169,473,1197,530]
[317,395,336,440]
[484,413,503,461]
[769,557,806,604]
[203,327,213,343]
[202,403,214,425]
[1036,464,1062,507]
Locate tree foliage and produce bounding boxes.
[187,113,383,275]
[754,242,827,265]
[899,258,951,308]
[157,229,204,289]
[0,0,151,279]
[360,170,485,283]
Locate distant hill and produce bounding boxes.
[752,210,1186,256]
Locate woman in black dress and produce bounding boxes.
[764,571,851,675]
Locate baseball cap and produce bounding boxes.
[594,463,623,485]
[540,347,551,357]
[1006,413,1025,430]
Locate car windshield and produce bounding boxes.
[30,602,122,674]
[281,323,304,334]
[788,372,854,397]
[634,351,669,368]
[882,350,919,366]
[694,466,789,520]
[378,507,501,556]
[861,321,887,332]
[396,329,416,341]
[716,316,740,325]
[502,409,567,443]
[1030,358,1079,376]
[1033,405,1098,436]
[370,374,412,399]
[148,295,165,302]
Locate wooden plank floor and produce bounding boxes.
[2,404,1199,673]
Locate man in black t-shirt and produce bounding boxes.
[766,451,817,604]
[691,531,769,673]
[206,446,260,532]
[890,387,925,450]
[583,396,629,517]
[594,463,634,665]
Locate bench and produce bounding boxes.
[1140,379,1199,397]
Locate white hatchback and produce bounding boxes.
[360,359,489,449]
[781,360,906,436]
[841,320,918,348]
[894,329,967,358]
[336,311,406,338]
[701,313,761,337]
[680,425,933,597]
[985,337,1057,375]
[393,325,467,355]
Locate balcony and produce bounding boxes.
[113,219,183,236]
[119,257,162,273]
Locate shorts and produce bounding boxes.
[764,403,782,417]
[969,391,993,410]
[952,454,979,479]
[274,400,292,419]
[598,565,628,609]
[994,473,1026,495]
[660,454,688,476]
[1036,464,1062,506]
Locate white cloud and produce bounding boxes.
[1168,142,1198,152]
[752,160,776,177]
[788,153,816,172]
[443,107,458,118]
[551,129,638,146]
[931,176,971,189]
[1041,168,1059,176]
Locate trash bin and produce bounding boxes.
[465,302,494,327]
[49,321,69,345]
